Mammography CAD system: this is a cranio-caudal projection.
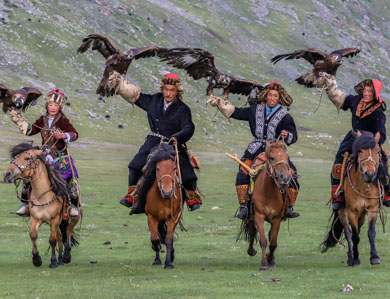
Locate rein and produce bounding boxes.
[265,159,291,192]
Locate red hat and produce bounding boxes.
[372,79,383,103]
[165,73,180,81]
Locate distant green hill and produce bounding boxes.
[1,0,389,160]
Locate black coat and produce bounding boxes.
[231,103,298,160]
[129,93,197,184]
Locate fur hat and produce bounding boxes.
[45,89,66,108]
[160,73,184,101]
[257,81,293,107]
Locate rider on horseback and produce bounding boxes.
[107,72,202,211]
[8,89,80,217]
[318,74,390,210]
[207,81,300,219]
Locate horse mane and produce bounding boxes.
[136,143,176,203]
[351,131,376,167]
[265,141,285,157]
[10,142,68,198]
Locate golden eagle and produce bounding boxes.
[0,84,42,113]
[271,48,360,88]
[158,48,264,102]
[77,34,166,97]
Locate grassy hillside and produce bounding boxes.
[1,0,390,160]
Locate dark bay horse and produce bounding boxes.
[3,143,80,268]
[322,131,383,266]
[246,140,292,271]
[136,143,183,269]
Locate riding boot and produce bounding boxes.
[68,180,80,217]
[383,190,390,207]
[236,185,249,220]
[120,185,137,208]
[186,189,202,211]
[331,185,345,210]
[286,188,299,218]
[15,183,29,216]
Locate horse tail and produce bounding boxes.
[158,220,167,244]
[59,220,80,247]
[321,211,343,253]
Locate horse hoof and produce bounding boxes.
[164,264,174,269]
[49,262,58,268]
[268,262,276,268]
[63,254,71,264]
[32,255,42,267]
[153,260,162,266]
[370,257,381,265]
[247,248,257,257]
[58,255,64,266]
[352,259,361,267]
[259,266,269,271]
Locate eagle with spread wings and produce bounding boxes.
[158,48,264,102]
[77,34,166,97]
[270,48,360,88]
[0,84,42,113]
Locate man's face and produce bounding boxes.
[363,86,375,104]
[266,89,280,108]
[162,84,178,103]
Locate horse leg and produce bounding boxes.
[338,209,354,266]
[57,227,64,266]
[254,214,268,271]
[148,215,161,265]
[350,226,361,266]
[49,218,60,268]
[367,212,380,265]
[247,220,257,257]
[30,218,42,267]
[267,219,281,268]
[164,220,176,269]
[63,217,77,264]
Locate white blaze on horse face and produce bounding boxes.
[157,159,176,196]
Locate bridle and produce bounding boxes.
[266,157,291,191]
[357,148,380,175]
[10,151,40,180]
[156,158,177,198]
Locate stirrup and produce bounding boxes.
[68,205,80,218]
[236,204,248,220]
[286,207,299,218]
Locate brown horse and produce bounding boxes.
[246,140,292,270]
[136,143,182,269]
[3,143,80,268]
[322,131,383,266]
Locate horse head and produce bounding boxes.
[353,130,381,183]
[3,143,42,183]
[265,140,291,186]
[153,143,177,200]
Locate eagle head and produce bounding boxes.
[218,74,231,86]
[13,94,25,108]
[331,54,342,65]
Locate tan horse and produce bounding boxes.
[3,143,80,268]
[249,140,292,270]
[136,143,182,269]
[322,131,383,266]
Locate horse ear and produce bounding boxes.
[32,149,42,156]
[374,132,380,144]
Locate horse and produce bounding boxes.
[135,143,183,269]
[245,140,292,271]
[322,131,384,266]
[2,143,80,268]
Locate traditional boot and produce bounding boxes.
[68,204,80,218]
[15,183,29,216]
[120,185,137,208]
[383,190,390,207]
[331,185,345,210]
[236,185,249,220]
[286,188,300,218]
[186,190,202,211]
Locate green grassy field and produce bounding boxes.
[1,133,390,299]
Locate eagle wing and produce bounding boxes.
[130,45,167,60]
[271,48,328,65]
[77,34,119,58]
[158,48,219,80]
[21,87,43,112]
[331,48,360,58]
[0,83,11,100]
[228,78,264,96]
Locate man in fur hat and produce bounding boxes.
[108,72,202,212]
[8,89,80,217]
[208,82,300,219]
[318,74,390,210]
